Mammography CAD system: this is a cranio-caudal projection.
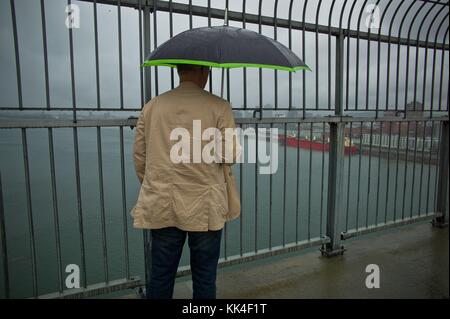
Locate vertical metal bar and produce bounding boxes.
[355,0,370,111]
[375,121,383,225]
[433,120,449,226]
[72,127,87,288]
[239,123,243,256]
[48,128,63,293]
[0,173,10,299]
[142,1,152,296]
[320,122,325,236]
[188,0,192,30]
[383,121,393,223]
[315,1,322,111]
[345,122,352,231]
[207,0,211,92]
[418,121,427,216]
[323,121,345,256]
[41,1,63,293]
[345,1,357,111]
[335,27,344,115]
[269,122,273,249]
[119,127,130,279]
[393,120,402,221]
[226,68,230,104]
[355,121,363,229]
[258,0,263,119]
[138,0,144,107]
[68,0,77,122]
[143,229,151,297]
[255,122,258,253]
[153,0,159,96]
[21,129,38,297]
[221,68,225,99]
[97,127,109,283]
[410,121,420,218]
[274,0,279,110]
[223,0,230,261]
[93,0,101,109]
[327,0,337,111]
[242,0,247,109]
[40,0,50,109]
[10,0,22,110]
[68,0,86,289]
[433,122,442,212]
[288,0,294,110]
[308,122,312,240]
[282,122,287,247]
[425,121,435,215]
[322,29,345,256]
[118,0,124,109]
[169,0,174,90]
[295,122,301,242]
[401,121,411,220]
[301,0,308,118]
[375,0,392,118]
[365,1,379,112]
[365,122,373,227]
[143,4,152,103]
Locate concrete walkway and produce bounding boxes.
[172,221,449,299]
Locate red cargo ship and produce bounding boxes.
[278,132,359,155]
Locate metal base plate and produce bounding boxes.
[320,245,346,257]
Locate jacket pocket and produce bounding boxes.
[172,183,209,222]
[135,181,173,225]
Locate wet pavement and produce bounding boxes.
[171,221,448,299]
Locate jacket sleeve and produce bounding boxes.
[217,101,241,165]
[133,108,146,183]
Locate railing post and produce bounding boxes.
[0,172,10,298]
[321,30,346,256]
[142,3,152,298]
[433,120,449,228]
[143,3,152,104]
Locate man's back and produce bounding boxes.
[131,80,238,231]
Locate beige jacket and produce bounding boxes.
[131,81,240,231]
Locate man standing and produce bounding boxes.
[132,64,240,299]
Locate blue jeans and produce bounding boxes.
[146,227,222,299]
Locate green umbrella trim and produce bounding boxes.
[141,59,311,72]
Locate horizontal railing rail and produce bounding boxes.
[0,116,449,129]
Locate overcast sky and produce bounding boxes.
[0,0,448,113]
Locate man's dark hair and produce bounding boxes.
[176,64,209,76]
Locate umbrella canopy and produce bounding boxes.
[142,25,310,72]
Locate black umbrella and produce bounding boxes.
[142,25,310,73]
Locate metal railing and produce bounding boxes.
[0,0,448,298]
